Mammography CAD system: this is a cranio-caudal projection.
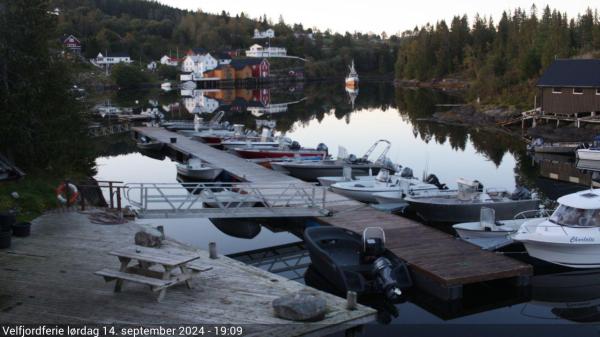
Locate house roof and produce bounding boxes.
[537,59,600,87]
[103,52,130,58]
[63,35,80,44]
[189,48,208,55]
[230,58,266,70]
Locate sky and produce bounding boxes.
[157,0,597,34]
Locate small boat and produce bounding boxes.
[211,218,262,239]
[192,124,244,144]
[221,128,290,150]
[513,189,600,268]
[271,140,395,182]
[576,135,600,161]
[161,82,172,91]
[453,207,551,250]
[528,138,580,155]
[176,158,223,181]
[233,142,328,160]
[372,174,448,204]
[404,178,540,223]
[304,226,411,301]
[136,136,164,151]
[330,168,443,203]
[318,171,374,187]
[345,60,359,88]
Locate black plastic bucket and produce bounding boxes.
[0,212,16,232]
[12,222,31,237]
[0,230,11,249]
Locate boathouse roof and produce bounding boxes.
[537,59,600,87]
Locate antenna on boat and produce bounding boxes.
[422,154,430,181]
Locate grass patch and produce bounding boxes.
[0,175,82,222]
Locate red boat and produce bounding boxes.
[234,143,329,160]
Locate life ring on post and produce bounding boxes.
[56,182,79,205]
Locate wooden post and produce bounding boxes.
[346,291,357,310]
[209,242,218,259]
[108,182,114,209]
[116,187,122,210]
[80,192,86,211]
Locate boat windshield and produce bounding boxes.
[549,204,600,227]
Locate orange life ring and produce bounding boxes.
[56,182,79,205]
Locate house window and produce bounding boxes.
[552,88,562,94]
[573,88,584,95]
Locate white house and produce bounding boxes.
[160,55,179,66]
[245,44,287,58]
[94,52,132,65]
[253,28,275,39]
[181,53,218,75]
[183,90,219,114]
[147,61,157,71]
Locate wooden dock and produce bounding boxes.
[0,211,375,335]
[133,127,533,300]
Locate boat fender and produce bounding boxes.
[56,182,79,205]
[371,257,402,301]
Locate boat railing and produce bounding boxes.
[513,208,553,220]
[518,221,570,236]
[123,182,329,218]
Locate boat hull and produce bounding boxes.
[234,148,326,160]
[136,142,164,151]
[576,149,600,161]
[271,162,384,182]
[406,198,540,223]
[176,166,223,180]
[520,240,600,268]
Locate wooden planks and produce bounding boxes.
[0,211,376,335]
[133,127,533,300]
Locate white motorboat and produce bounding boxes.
[576,135,600,161]
[330,168,442,203]
[513,189,600,268]
[176,158,223,181]
[404,178,540,223]
[317,166,374,187]
[271,140,395,182]
[345,60,359,88]
[453,207,551,250]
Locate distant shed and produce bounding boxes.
[537,59,600,116]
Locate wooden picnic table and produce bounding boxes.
[96,245,207,302]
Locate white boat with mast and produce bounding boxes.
[345,60,359,88]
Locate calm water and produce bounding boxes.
[93,82,597,336]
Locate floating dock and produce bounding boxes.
[133,127,533,300]
[0,211,375,335]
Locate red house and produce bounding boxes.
[62,35,81,54]
[230,58,270,78]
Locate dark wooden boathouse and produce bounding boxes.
[537,59,600,116]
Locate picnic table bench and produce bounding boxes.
[95,245,210,302]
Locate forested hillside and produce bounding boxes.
[395,6,600,106]
[50,0,398,76]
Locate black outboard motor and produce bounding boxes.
[511,186,532,200]
[372,257,403,301]
[425,174,448,190]
[289,141,301,150]
[400,167,413,178]
[316,143,328,156]
[474,180,484,192]
[347,154,357,163]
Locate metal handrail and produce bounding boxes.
[124,182,328,215]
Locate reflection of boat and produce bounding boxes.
[453,207,551,250]
[271,140,395,182]
[176,158,223,180]
[211,218,261,239]
[304,226,411,301]
[405,178,540,223]
[330,168,443,203]
[345,60,359,88]
[577,159,600,172]
[577,135,600,161]
[529,269,600,322]
[514,189,600,268]
[161,82,172,91]
[233,142,328,160]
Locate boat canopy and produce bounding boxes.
[557,189,600,210]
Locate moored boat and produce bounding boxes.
[136,136,164,151]
[176,158,223,181]
[576,136,600,161]
[513,189,600,268]
[404,178,540,223]
[233,142,328,160]
[304,226,411,301]
[345,60,359,88]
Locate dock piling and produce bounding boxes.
[209,242,218,259]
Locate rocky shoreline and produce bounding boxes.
[424,104,600,142]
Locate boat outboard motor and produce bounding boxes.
[425,174,448,190]
[372,257,403,301]
[316,143,328,156]
[400,167,413,179]
[510,186,532,200]
[289,141,301,150]
[347,154,357,163]
[474,180,484,192]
